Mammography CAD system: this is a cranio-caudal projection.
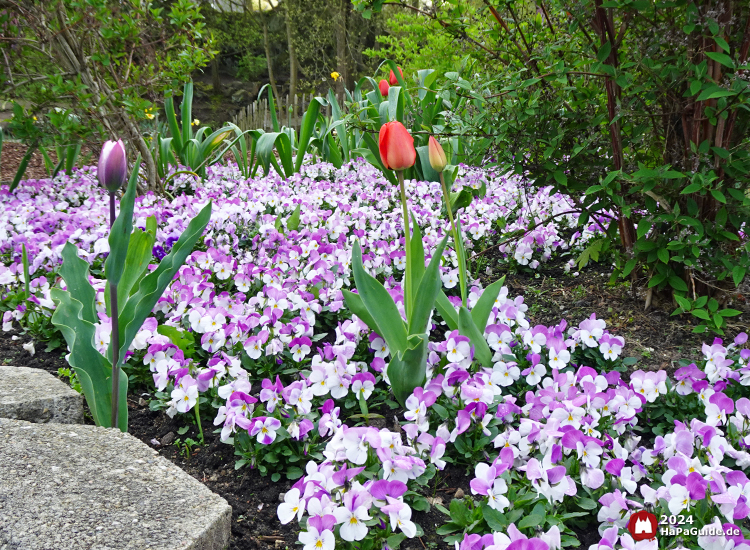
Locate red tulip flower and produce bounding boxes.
[379,79,390,98]
[379,121,416,171]
[389,66,404,86]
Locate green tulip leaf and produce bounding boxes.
[105,155,140,286]
[351,240,408,354]
[388,333,427,407]
[458,306,493,368]
[59,242,98,325]
[50,288,128,431]
[408,235,449,335]
[117,201,212,361]
[435,290,459,330]
[471,275,506,333]
[342,289,379,334]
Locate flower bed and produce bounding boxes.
[2,160,749,550]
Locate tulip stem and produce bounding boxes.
[397,170,412,320]
[439,172,467,307]
[109,191,121,430]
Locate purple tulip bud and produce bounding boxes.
[98,140,127,193]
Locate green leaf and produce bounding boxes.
[387,335,428,408]
[681,182,702,194]
[105,158,139,287]
[107,224,155,317]
[287,204,301,232]
[711,189,727,203]
[518,514,545,530]
[50,288,128,431]
[553,170,568,185]
[449,499,471,526]
[255,132,293,178]
[351,241,408,354]
[697,88,735,101]
[294,98,322,172]
[157,325,195,358]
[637,219,651,240]
[458,307,493,368]
[718,308,742,317]
[471,276,506,333]
[691,308,711,320]
[577,498,598,510]
[668,275,688,292]
[116,202,212,361]
[408,235,449,335]
[342,290,380,335]
[622,258,638,277]
[657,248,669,264]
[596,41,612,62]
[732,266,746,288]
[59,242,98,325]
[387,534,407,550]
[482,504,508,531]
[705,52,734,68]
[435,290,458,330]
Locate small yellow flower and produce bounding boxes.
[32,116,38,121]
[145,112,155,120]
[331,71,340,81]
[191,118,200,126]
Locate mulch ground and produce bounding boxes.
[1,142,98,183]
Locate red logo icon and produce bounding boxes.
[627,510,658,541]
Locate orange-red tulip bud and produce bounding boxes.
[379,121,416,172]
[389,66,404,86]
[428,136,447,172]
[379,79,390,97]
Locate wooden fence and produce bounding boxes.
[231,93,348,133]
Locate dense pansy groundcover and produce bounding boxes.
[2,160,749,550]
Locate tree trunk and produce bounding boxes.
[285,0,298,101]
[211,55,221,94]
[262,14,280,100]
[335,0,349,94]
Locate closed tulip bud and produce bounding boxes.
[379,79,390,97]
[389,66,404,86]
[211,130,232,148]
[98,140,127,193]
[378,121,416,171]
[428,136,447,172]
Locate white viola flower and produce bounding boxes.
[371,336,389,358]
[705,403,726,426]
[667,483,691,515]
[446,337,470,363]
[525,363,547,386]
[492,362,520,387]
[576,440,603,468]
[299,527,334,550]
[548,348,570,369]
[523,330,546,354]
[334,503,371,542]
[278,488,305,524]
[388,503,417,538]
[172,383,198,413]
[441,269,459,289]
